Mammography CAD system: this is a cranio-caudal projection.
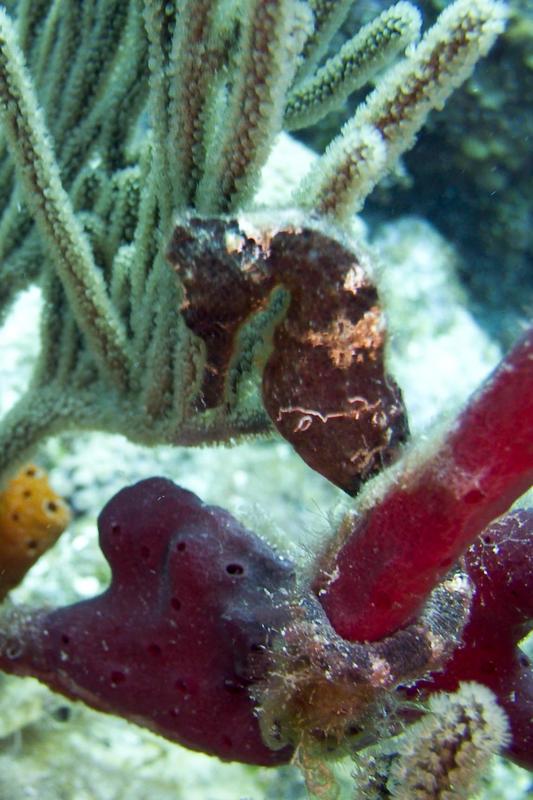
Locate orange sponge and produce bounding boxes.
[0,464,70,600]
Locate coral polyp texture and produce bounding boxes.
[353,681,511,800]
[0,0,530,797]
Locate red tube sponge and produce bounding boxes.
[315,328,533,642]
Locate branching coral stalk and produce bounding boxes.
[294,0,355,81]
[297,0,506,219]
[166,0,225,209]
[0,9,130,388]
[284,2,421,131]
[196,0,312,213]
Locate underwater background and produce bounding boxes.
[0,0,531,797]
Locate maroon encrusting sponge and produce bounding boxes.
[0,478,296,765]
